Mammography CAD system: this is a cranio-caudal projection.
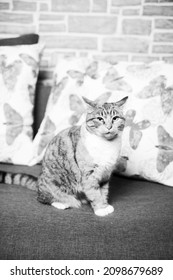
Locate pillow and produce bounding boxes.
[0,41,41,165]
[30,57,131,165]
[116,62,173,187]
[30,58,173,188]
[0,34,39,46]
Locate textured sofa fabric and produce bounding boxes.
[0,82,173,260]
[0,172,173,260]
[0,34,39,46]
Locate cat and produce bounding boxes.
[1,95,128,216]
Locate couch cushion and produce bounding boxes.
[0,34,39,46]
[0,162,41,178]
[116,62,173,187]
[0,39,41,165]
[30,57,130,165]
[33,82,51,137]
[0,175,173,260]
[31,58,173,187]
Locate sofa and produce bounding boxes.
[0,33,173,260]
[0,81,173,260]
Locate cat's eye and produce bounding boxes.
[97,117,104,123]
[112,116,119,121]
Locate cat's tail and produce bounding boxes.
[0,171,37,191]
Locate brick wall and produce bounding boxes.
[0,0,173,82]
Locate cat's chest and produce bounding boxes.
[84,133,121,166]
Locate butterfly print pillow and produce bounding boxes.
[30,57,129,165]
[0,43,41,164]
[116,62,173,187]
[30,58,173,188]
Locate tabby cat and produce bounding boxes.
[1,95,128,216]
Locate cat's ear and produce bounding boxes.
[82,97,97,109]
[94,91,112,106]
[115,96,128,109]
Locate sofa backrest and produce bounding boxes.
[33,82,51,137]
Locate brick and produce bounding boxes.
[145,0,173,2]
[112,0,141,6]
[0,24,36,34]
[79,52,89,57]
[0,12,33,23]
[154,33,173,42]
[93,54,129,63]
[155,19,173,29]
[39,24,66,32]
[131,55,160,62]
[51,0,90,12]
[102,37,149,53]
[50,51,76,67]
[0,3,9,10]
[122,19,151,35]
[13,1,37,11]
[92,0,107,12]
[40,3,49,11]
[153,45,173,53]
[68,16,117,34]
[40,35,97,50]
[122,8,140,15]
[162,56,173,63]
[143,5,173,16]
[110,8,120,14]
[40,14,65,21]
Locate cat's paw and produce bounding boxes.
[94,205,114,217]
[52,202,69,210]
[52,198,81,210]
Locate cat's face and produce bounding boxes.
[83,96,128,140]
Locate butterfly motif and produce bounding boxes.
[137,75,173,115]
[103,67,132,92]
[67,61,98,86]
[38,117,56,155]
[52,76,68,103]
[69,91,112,126]
[19,53,38,78]
[0,54,6,69]
[156,125,173,173]
[0,54,22,90]
[125,109,151,150]
[69,94,85,125]
[127,63,161,80]
[3,103,23,145]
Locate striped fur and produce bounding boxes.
[37,96,128,216]
[1,96,127,216]
[0,171,37,191]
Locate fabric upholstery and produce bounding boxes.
[33,82,51,137]
[30,58,173,187]
[31,57,129,165]
[0,174,173,260]
[0,41,41,165]
[0,34,39,46]
[0,162,41,177]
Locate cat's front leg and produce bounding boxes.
[95,182,114,217]
[83,180,114,217]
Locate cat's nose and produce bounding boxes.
[106,117,113,130]
[106,123,112,130]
